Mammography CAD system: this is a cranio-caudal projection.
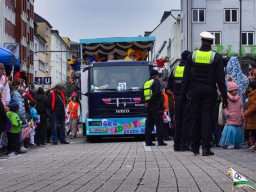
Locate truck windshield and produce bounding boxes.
[90,65,150,92]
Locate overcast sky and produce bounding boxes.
[35,0,180,42]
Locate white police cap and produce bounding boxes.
[200,31,215,40]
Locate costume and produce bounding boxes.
[219,79,244,148]
[124,48,135,60]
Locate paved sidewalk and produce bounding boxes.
[0,137,255,192]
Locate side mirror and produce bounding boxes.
[161,68,169,81]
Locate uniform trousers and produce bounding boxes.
[190,84,217,150]
[145,104,164,145]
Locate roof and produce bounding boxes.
[80,36,155,44]
[79,36,155,61]
[161,11,171,23]
[51,30,70,50]
[34,13,53,28]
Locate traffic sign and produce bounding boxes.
[34,77,51,85]
[34,77,43,85]
[44,77,51,85]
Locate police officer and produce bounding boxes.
[144,69,167,146]
[167,50,191,151]
[181,31,228,156]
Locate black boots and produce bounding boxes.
[202,147,214,156]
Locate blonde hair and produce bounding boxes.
[0,63,5,70]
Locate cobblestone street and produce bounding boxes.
[0,136,256,192]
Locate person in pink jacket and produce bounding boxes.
[219,77,244,149]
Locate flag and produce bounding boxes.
[227,168,256,191]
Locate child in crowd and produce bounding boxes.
[6,103,22,157]
[29,100,38,146]
[243,80,256,150]
[219,77,244,149]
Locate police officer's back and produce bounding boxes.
[181,31,228,156]
[143,70,166,146]
[167,51,192,152]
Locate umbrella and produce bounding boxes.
[0,45,20,68]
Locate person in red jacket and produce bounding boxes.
[47,84,69,145]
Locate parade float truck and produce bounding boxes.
[79,36,156,142]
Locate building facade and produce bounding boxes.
[50,30,71,86]
[145,10,180,61]
[15,0,34,84]
[34,13,52,88]
[3,0,16,45]
[181,0,256,71]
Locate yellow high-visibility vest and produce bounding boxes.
[174,65,185,78]
[143,79,154,101]
[192,50,216,64]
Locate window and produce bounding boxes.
[181,0,183,12]
[39,42,45,52]
[46,44,48,54]
[180,18,183,33]
[192,9,205,23]
[45,62,49,72]
[181,39,183,53]
[26,33,29,43]
[210,32,221,45]
[46,27,49,36]
[35,43,37,55]
[224,9,238,23]
[39,61,45,72]
[242,32,254,45]
[56,39,58,48]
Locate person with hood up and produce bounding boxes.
[34,87,48,146]
[167,50,191,151]
[219,77,244,149]
[225,56,249,106]
[124,48,136,61]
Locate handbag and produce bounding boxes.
[163,111,171,123]
[218,102,226,126]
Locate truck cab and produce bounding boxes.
[79,36,156,142]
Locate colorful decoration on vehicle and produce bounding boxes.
[156,56,170,67]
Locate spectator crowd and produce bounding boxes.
[0,63,81,157]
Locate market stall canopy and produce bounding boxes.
[80,36,156,61]
[0,45,20,68]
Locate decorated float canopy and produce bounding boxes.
[79,36,156,61]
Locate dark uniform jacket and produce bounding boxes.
[181,44,227,100]
[146,78,161,107]
[167,59,186,95]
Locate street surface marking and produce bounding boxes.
[142,142,152,151]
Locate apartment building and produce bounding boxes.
[34,13,52,88]
[50,30,71,86]
[180,0,256,70]
[16,0,34,84]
